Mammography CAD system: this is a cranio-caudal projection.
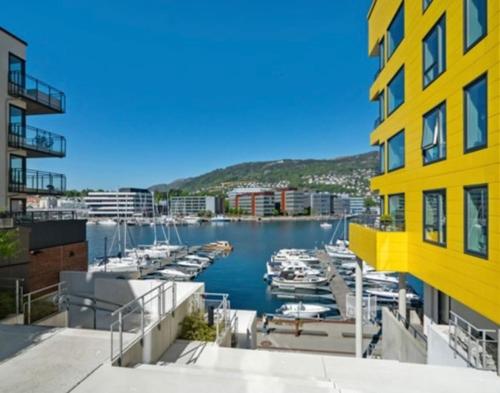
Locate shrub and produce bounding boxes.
[179,312,216,341]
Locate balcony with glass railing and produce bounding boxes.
[8,124,66,158]
[349,216,408,272]
[9,168,66,195]
[8,71,66,114]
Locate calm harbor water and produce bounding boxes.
[86,221,422,315]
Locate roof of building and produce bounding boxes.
[0,26,28,46]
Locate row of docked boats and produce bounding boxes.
[264,248,335,318]
[87,214,232,227]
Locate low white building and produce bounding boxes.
[84,188,153,217]
[169,196,224,216]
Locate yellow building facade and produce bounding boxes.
[350,0,499,329]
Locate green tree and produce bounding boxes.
[0,229,19,259]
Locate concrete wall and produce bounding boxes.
[427,323,468,368]
[117,287,203,367]
[381,307,426,364]
[34,310,68,328]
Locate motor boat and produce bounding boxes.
[320,222,333,229]
[211,215,231,223]
[271,272,329,290]
[204,241,233,251]
[184,216,201,225]
[364,272,398,285]
[325,240,356,260]
[185,254,212,264]
[276,302,331,318]
[175,259,208,270]
[153,268,196,280]
[266,261,323,280]
[365,288,419,302]
[98,218,117,226]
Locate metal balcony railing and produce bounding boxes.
[9,168,66,195]
[8,124,66,158]
[13,210,77,224]
[8,71,66,114]
[449,311,498,372]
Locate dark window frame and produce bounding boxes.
[463,73,488,154]
[388,192,405,231]
[379,143,386,174]
[422,100,447,165]
[387,2,405,60]
[380,195,385,216]
[464,0,488,53]
[387,66,405,116]
[422,14,446,89]
[464,184,488,259]
[423,189,447,247]
[423,0,433,12]
[387,129,405,172]
[8,52,26,86]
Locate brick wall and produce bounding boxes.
[27,241,88,292]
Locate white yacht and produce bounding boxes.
[364,272,398,285]
[98,218,117,226]
[320,222,332,229]
[272,273,329,290]
[365,288,419,302]
[184,216,201,225]
[277,303,331,318]
[211,215,231,223]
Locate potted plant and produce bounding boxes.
[379,214,393,231]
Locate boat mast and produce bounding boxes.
[152,191,158,245]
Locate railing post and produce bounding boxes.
[27,293,32,324]
[110,324,114,361]
[172,283,177,317]
[118,312,123,366]
[141,297,145,344]
[15,279,20,316]
[467,324,472,366]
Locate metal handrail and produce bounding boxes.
[8,123,66,157]
[8,71,66,112]
[110,282,177,365]
[23,282,66,324]
[449,311,497,371]
[0,277,24,317]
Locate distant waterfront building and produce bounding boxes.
[274,189,305,216]
[84,188,153,217]
[230,191,274,216]
[308,192,332,216]
[348,196,365,215]
[169,196,224,216]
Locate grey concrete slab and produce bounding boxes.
[0,324,56,363]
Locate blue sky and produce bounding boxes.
[3,0,376,190]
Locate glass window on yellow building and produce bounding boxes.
[464,75,487,152]
[464,0,487,51]
[423,15,446,87]
[388,193,405,231]
[423,190,446,246]
[422,102,446,164]
[464,185,488,258]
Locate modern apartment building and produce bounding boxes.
[84,188,153,217]
[309,192,332,216]
[350,0,499,370]
[169,195,224,216]
[0,27,87,291]
[275,189,305,215]
[230,191,275,216]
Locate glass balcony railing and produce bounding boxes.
[9,168,66,195]
[8,124,66,158]
[8,71,66,114]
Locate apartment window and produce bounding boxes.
[380,195,385,215]
[464,185,487,257]
[378,91,385,123]
[389,194,405,230]
[9,105,25,137]
[8,53,25,86]
[424,190,446,246]
[379,38,385,70]
[464,0,487,51]
[9,155,26,186]
[379,143,385,174]
[388,4,404,58]
[388,130,405,171]
[423,0,433,11]
[464,75,487,152]
[388,67,405,114]
[422,102,446,164]
[423,16,446,87]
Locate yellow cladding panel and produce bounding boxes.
[349,224,408,272]
[367,0,500,324]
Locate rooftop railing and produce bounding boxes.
[8,124,66,158]
[8,71,66,114]
[350,214,405,232]
[9,168,66,195]
[13,210,78,224]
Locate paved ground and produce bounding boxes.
[257,319,378,355]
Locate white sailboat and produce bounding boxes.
[325,214,356,259]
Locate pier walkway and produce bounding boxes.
[317,250,352,319]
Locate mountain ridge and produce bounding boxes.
[150,151,378,196]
